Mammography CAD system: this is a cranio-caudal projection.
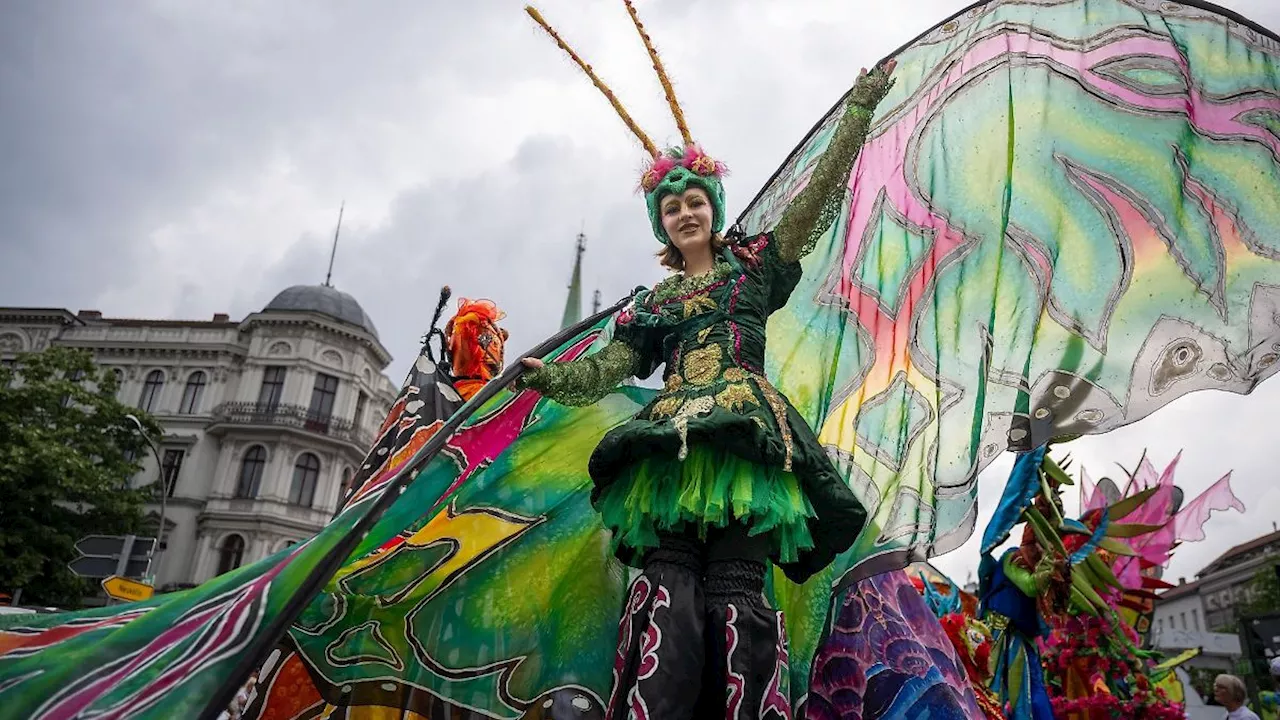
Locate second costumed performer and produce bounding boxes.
[517,2,895,715]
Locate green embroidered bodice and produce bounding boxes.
[522,67,894,451]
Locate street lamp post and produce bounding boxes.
[125,414,167,585]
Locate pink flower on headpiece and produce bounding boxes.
[682,144,726,177]
[640,155,679,192]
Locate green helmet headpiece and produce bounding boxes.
[641,146,728,244]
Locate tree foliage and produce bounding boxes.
[1242,563,1280,617]
[0,348,160,607]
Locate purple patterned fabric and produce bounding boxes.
[806,570,981,720]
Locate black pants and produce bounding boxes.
[604,524,793,720]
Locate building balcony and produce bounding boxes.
[209,402,371,448]
[202,494,335,532]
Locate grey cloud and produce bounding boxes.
[240,133,667,371]
[4,0,1279,583]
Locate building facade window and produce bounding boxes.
[236,445,267,498]
[1180,612,1187,630]
[309,373,339,420]
[160,448,184,497]
[179,371,207,414]
[217,534,245,575]
[289,453,321,507]
[339,466,355,504]
[139,370,165,412]
[258,367,287,409]
[354,391,368,428]
[60,368,85,407]
[1192,608,1199,631]
[1157,618,1163,633]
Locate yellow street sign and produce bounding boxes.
[101,575,154,603]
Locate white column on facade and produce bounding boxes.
[157,364,178,414]
[167,365,186,413]
[289,367,313,407]
[247,535,271,565]
[240,365,264,404]
[193,532,216,583]
[170,514,200,587]
[321,459,342,514]
[263,442,292,501]
[211,440,238,497]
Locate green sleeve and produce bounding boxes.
[773,67,896,264]
[1002,552,1041,597]
[517,339,640,407]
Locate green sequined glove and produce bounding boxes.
[775,62,897,263]
[516,340,640,407]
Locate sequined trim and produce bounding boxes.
[672,396,715,461]
[681,293,717,319]
[649,263,732,305]
[714,383,759,413]
[727,274,746,313]
[731,234,768,269]
[651,395,682,419]
[751,373,794,472]
[729,321,745,370]
[682,344,723,386]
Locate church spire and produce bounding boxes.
[559,232,586,329]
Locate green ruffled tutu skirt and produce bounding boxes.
[595,444,817,563]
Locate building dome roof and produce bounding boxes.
[262,285,379,338]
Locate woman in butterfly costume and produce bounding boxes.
[517,3,894,716]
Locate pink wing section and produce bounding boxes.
[1174,472,1246,543]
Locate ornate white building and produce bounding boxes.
[0,284,398,591]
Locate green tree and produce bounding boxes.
[0,347,160,607]
[1243,563,1280,617]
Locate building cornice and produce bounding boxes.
[196,510,327,536]
[205,413,371,462]
[241,312,392,367]
[0,308,84,326]
[55,342,249,362]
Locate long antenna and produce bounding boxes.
[621,0,693,146]
[324,202,345,287]
[525,5,659,157]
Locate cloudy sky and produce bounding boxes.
[3,0,1278,584]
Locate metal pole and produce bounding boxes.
[115,535,136,576]
[107,534,137,607]
[126,415,167,584]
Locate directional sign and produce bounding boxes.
[69,556,152,578]
[75,535,155,557]
[101,575,154,603]
[68,534,156,580]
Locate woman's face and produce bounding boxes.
[659,187,714,254]
[1213,680,1230,706]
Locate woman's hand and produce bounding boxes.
[509,357,545,393]
[850,58,897,110]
